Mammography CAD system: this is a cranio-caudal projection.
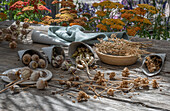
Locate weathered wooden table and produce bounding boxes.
[0,24,170,111]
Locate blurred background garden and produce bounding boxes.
[0,0,169,40]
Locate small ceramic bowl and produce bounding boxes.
[96,49,138,66]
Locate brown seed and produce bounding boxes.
[72,100,75,103]
[93,95,97,99]
[22,54,31,65]
[31,54,39,62]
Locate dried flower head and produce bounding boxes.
[38,59,46,68]
[9,41,17,49]
[22,54,31,65]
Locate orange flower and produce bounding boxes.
[96,24,107,31]
[95,11,106,17]
[52,0,60,4]
[41,1,46,5]
[134,7,146,16]
[62,23,68,26]
[38,4,51,13]
[110,25,123,30]
[127,27,137,36]
[16,12,23,16]
[92,3,99,7]
[0,12,7,20]
[69,23,80,26]
[22,6,34,11]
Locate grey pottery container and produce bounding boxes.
[141,53,166,76]
[68,42,95,65]
[42,46,65,67]
[18,49,48,69]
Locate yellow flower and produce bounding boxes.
[55,14,61,18]
[96,11,106,17]
[92,2,99,7]
[96,24,107,31]
[143,18,152,25]
[110,25,123,30]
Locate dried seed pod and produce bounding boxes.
[21,67,33,79]
[36,80,47,90]
[31,54,39,62]
[21,29,28,35]
[0,36,4,42]
[60,61,70,71]
[122,67,130,77]
[30,71,40,81]
[152,79,159,88]
[66,81,72,88]
[29,61,38,69]
[38,59,46,68]
[59,80,66,85]
[77,91,90,102]
[4,34,12,41]
[23,23,29,29]
[16,20,20,26]
[13,32,19,37]
[109,72,116,80]
[107,88,115,96]
[22,54,31,65]
[40,71,47,77]
[7,70,18,80]
[10,85,21,93]
[10,25,17,31]
[9,41,17,49]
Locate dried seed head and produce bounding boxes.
[60,61,70,71]
[59,80,66,85]
[10,25,17,31]
[2,28,12,34]
[23,23,29,29]
[10,85,21,93]
[4,34,12,41]
[29,61,38,69]
[16,20,20,26]
[109,72,116,80]
[9,41,17,49]
[21,29,28,35]
[31,54,39,62]
[36,80,47,90]
[66,81,71,88]
[122,67,130,77]
[77,91,90,102]
[40,71,47,77]
[13,32,19,37]
[21,67,33,79]
[7,70,18,80]
[107,88,115,96]
[38,59,46,68]
[30,71,40,81]
[22,54,31,65]
[152,79,159,88]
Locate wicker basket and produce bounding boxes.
[96,49,138,66]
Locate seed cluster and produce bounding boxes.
[0,21,31,49]
[145,56,162,73]
[22,53,46,69]
[95,34,151,58]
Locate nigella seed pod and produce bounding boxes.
[16,20,20,26]
[38,59,46,68]
[10,25,17,31]
[29,61,38,69]
[9,41,17,49]
[31,54,39,62]
[23,23,29,29]
[22,54,31,65]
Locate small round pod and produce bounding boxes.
[60,61,70,71]
[68,42,95,65]
[31,54,39,62]
[39,71,47,77]
[7,70,18,80]
[21,67,33,79]
[38,59,46,68]
[22,54,32,65]
[36,79,47,90]
[30,71,40,81]
[29,61,38,69]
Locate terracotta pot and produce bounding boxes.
[96,49,138,66]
